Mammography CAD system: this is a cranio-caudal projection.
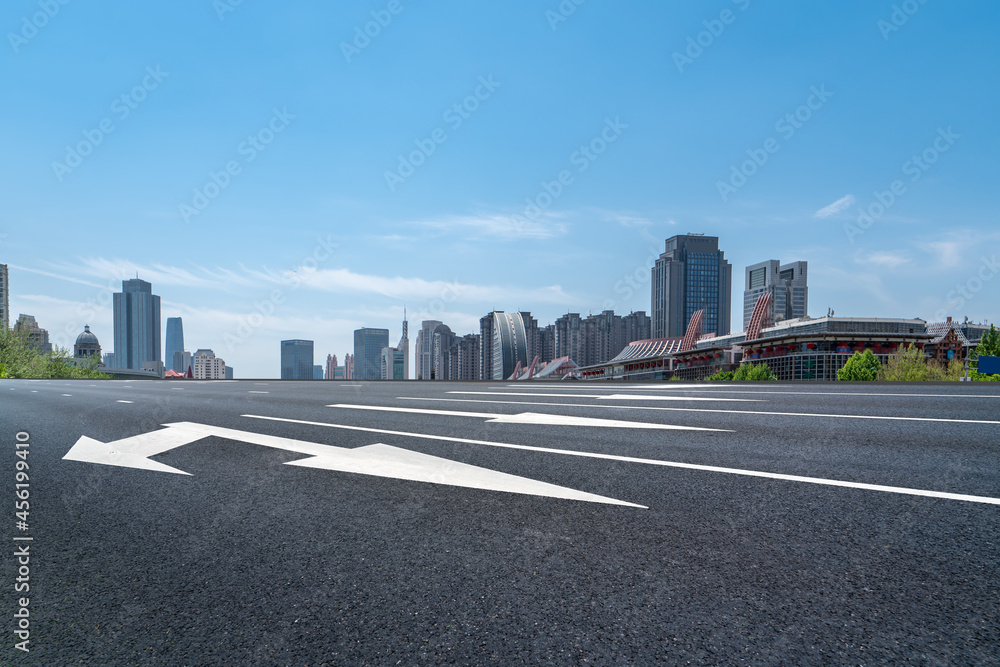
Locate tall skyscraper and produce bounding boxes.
[479,313,495,381]
[0,263,9,330]
[353,328,389,380]
[488,311,530,380]
[344,353,354,379]
[280,339,314,379]
[165,317,184,372]
[651,234,732,339]
[112,278,162,370]
[325,354,338,380]
[399,309,410,380]
[415,320,442,380]
[743,260,808,330]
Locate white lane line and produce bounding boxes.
[62,394,72,397]
[117,400,134,404]
[399,397,1000,425]
[248,391,270,394]
[242,415,1000,506]
[499,386,1000,399]
[253,383,269,386]
[326,404,729,431]
[449,391,757,402]
[30,391,38,393]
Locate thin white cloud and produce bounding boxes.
[411,213,568,240]
[265,266,579,305]
[856,252,910,269]
[814,195,856,219]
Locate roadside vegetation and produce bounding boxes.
[705,362,777,381]
[0,327,109,379]
[835,328,1000,381]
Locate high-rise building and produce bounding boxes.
[651,234,732,339]
[479,313,495,381]
[353,328,389,380]
[538,324,555,365]
[313,364,324,380]
[446,333,481,380]
[326,354,338,380]
[280,339,314,379]
[225,366,233,379]
[165,317,184,372]
[113,278,162,370]
[14,314,52,354]
[344,353,354,379]
[192,348,227,379]
[173,350,192,375]
[623,311,651,344]
[399,310,410,380]
[415,320,442,380]
[0,263,9,330]
[487,311,530,380]
[380,347,405,379]
[743,260,808,330]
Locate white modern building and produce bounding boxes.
[192,348,226,379]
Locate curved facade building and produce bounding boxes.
[491,312,529,380]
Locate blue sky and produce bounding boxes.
[2,0,998,378]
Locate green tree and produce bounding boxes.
[971,324,1000,381]
[733,362,778,381]
[838,349,881,381]
[704,370,735,381]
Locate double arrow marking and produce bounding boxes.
[62,422,645,508]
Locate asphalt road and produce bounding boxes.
[2,379,999,665]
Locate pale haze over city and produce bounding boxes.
[4,1,998,377]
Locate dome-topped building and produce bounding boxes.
[74,325,102,360]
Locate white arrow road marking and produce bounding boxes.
[62,422,644,508]
[401,397,1000,425]
[244,415,1000,506]
[447,391,757,402]
[326,404,730,431]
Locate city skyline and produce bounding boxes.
[3,2,998,378]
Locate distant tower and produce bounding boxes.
[399,307,410,380]
[651,234,732,339]
[113,278,161,370]
[165,317,184,372]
